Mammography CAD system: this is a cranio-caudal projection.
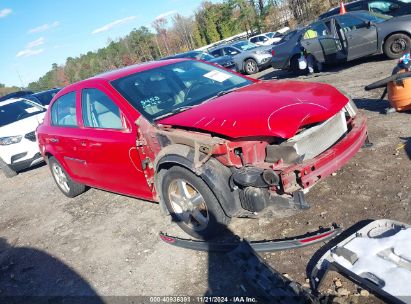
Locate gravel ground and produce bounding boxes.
[0,55,410,303]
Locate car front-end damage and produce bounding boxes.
[136,97,367,219]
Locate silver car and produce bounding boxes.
[209,40,272,75]
[271,11,411,72]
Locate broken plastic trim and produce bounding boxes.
[159,225,341,252]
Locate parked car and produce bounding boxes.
[161,51,236,71]
[26,88,61,107]
[319,0,411,19]
[37,59,367,239]
[249,33,282,45]
[271,11,411,72]
[0,90,33,102]
[0,98,46,177]
[209,40,272,74]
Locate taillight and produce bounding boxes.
[271,49,276,56]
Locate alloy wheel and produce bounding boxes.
[52,164,70,193]
[168,178,209,231]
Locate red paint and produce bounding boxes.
[37,59,366,207]
[158,81,349,139]
[299,231,334,243]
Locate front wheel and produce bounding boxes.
[161,166,230,240]
[49,157,86,198]
[244,59,259,75]
[384,34,411,59]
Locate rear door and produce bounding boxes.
[300,21,339,63]
[334,14,378,60]
[76,85,153,199]
[47,91,89,180]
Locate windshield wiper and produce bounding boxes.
[154,88,240,121]
[154,105,195,121]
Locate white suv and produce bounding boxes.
[0,98,46,177]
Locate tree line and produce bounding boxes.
[1,0,340,95]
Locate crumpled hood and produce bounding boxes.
[0,113,45,137]
[157,81,349,139]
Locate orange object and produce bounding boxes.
[340,2,347,14]
[387,69,411,112]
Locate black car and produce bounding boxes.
[320,0,411,19]
[25,88,61,107]
[0,90,33,102]
[161,51,237,71]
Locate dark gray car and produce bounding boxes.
[271,11,411,72]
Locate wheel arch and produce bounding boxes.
[242,57,258,72]
[154,144,242,217]
[381,31,411,52]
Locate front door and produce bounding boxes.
[77,86,153,200]
[300,21,340,63]
[334,14,378,61]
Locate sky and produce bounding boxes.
[0,0,212,87]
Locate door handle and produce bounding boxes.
[49,138,59,143]
[347,35,353,40]
[81,141,87,147]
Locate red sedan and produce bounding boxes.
[37,59,367,239]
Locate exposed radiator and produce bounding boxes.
[287,110,348,160]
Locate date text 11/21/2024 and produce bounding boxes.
[149,296,258,303]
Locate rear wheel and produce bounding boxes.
[161,166,230,240]
[244,59,259,75]
[0,158,17,178]
[49,157,86,198]
[383,34,411,59]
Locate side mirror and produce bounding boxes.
[390,4,400,10]
[230,51,239,55]
[367,21,375,28]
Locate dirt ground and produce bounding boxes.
[0,56,410,303]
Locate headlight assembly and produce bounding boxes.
[0,136,23,145]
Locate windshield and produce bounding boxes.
[0,100,45,127]
[399,0,411,2]
[111,60,252,121]
[357,11,392,22]
[265,32,274,38]
[232,41,258,51]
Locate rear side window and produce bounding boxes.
[81,88,123,130]
[51,92,78,127]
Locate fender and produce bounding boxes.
[154,144,243,217]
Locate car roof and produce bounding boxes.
[52,58,193,98]
[320,10,371,21]
[31,88,61,96]
[90,58,189,82]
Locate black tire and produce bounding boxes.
[161,166,230,240]
[244,59,259,75]
[0,158,17,178]
[289,55,302,74]
[383,33,411,59]
[49,156,86,198]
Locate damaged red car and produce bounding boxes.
[37,59,368,239]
